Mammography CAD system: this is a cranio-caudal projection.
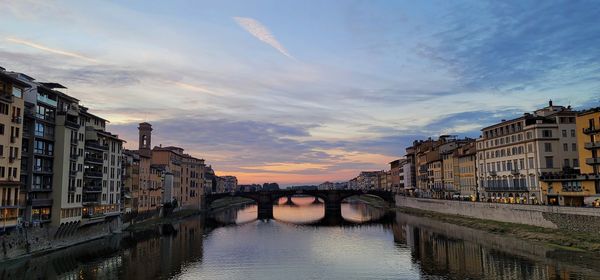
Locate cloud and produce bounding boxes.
[233,17,294,59]
[6,37,99,63]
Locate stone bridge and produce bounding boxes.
[204,189,395,220]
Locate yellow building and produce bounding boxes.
[0,70,29,229]
[541,107,600,206]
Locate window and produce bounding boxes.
[574,158,579,167]
[563,143,568,151]
[0,103,8,115]
[571,130,576,137]
[528,157,534,169]
[572,143,577,151]
[0,124,4,135]
[562,130,567,137]
[545,156,554,168]
[542,130,552,138]
[564,159,570,167]
[544,143,552,152]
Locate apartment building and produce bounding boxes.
[80,108,123,219]
[476,101,578,204]
[356,171,380,190]
[403,146,416,193]
[182,154,205,208]
[389,159,406,193]
[540,107,600,206]
[457,142,478,200]
[0,69,29,229]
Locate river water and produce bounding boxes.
[2,196,600,280]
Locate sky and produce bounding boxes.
[1,1,599,186]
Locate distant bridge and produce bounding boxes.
[204,189,396,221]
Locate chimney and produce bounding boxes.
[549,99,553,107]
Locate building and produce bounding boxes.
[403,146,416,193]
[4,69,125,227]
[219,175,237,192]
[80,107,124,220]
[540,107,600,206]
[355,171,380,190]
[457,142,478,200]
[389,159,407,193]
[477,101,578,204]
[0,69,29,230]
[318,181,335,190]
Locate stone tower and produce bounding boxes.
[138,122,153,157]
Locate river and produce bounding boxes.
[2,196,599,280]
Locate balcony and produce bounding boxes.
[561,186,583,192]
[70,153,78,160]
[584,142,600,150]
[30,183,52,192]
[69,170,78,177]
[84,170,103,178]
[586,158,600,166]
[511,169,520,175]
[83,186,103,193]
[65,119,80,129]
[10,136,16,143]
[33,166,53,174]
[30,198,53,207]
[84,155,104,165]
[489,171,497,177]
[37,93,57,107]
[11,116,22,124]
[484,186,528,192]
[86,141,108,151]
[0,92,13,103]
[583,127,600,135]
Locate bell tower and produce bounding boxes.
[138,122,153,157]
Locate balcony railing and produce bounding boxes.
[84,171,103,178]
[561,186,583,192]
[30,198,53,207]
[83,186,103,193]
[583,127,600,135]
[37,93,58,107]
[510,169,520,175]
[584,142,600,150]
[489,171,497,176]
[31,184,52,192]
[65,119,80,129]
[84,156,104,165]
[484,186,528,192]
[586,158,600,165]
[11,116,22,124]
[33,166,53,173]
[86,141,109,151]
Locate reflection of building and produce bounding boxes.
[477,101,578,204]
[541,107,600,206]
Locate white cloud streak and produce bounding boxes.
[233,17,294,59]
[6,37,99,63]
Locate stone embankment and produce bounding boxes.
[1,217,120,261]
[396,196,600,233]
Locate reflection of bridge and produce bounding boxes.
[204,189,395,220]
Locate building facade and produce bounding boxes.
[540,107,600,206]
[0,69,28,230]
[477,101,578,204]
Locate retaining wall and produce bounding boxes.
[0,217,120,260]
[396,196,600,233]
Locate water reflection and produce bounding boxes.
[3,201,600,280]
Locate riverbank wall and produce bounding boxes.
[395,196,600,233]
[1,217,120,261]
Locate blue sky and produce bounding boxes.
[1,1,599,185]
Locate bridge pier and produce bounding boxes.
[257,192,275,220]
